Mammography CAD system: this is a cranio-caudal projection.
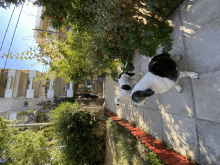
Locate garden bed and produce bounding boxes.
[104,109,197,165]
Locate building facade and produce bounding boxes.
[0,68,74,113]
[0,69,103,113]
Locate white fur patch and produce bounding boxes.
[118,74,133,88]
[131,72,177,96]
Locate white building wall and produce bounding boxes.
[4,69,16,98]
[26,70,37,98]
[13,70,20,98]
[0,98,12,112]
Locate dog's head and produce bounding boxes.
[131,89,155,107]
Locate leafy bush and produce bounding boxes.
[8,129,51,165]
[36,97,76,110]
[0,117,51,165]
[50,102,102,165]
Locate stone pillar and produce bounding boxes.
[67,81,73,97]
[47,73,55,98]
[5,77,11,89]
[29,77,33,89]
[13,70,20,98]
[4,69,16,98]
[26,70,37,98]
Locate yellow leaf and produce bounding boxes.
[26,52,29,55]
[9,56,13,59]
[9,52,12,55]
[24,57,28,60]
[1,53,5,55]
[20,57,23,60]
[15,56,18,59]
[21,52,24,55]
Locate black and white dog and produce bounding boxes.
[131,53,199,107]
[115,72,143,107]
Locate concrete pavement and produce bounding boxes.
[104,0,220,164]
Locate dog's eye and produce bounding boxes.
[117,104,119,106]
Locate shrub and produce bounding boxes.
[8,129,51,165]
[0,117,51,165]
[50,102,101,165]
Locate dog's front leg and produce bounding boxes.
[179,71,199,79]
[174,84,183,93]
[172,55,183,62]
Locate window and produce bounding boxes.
[24,101,28,107]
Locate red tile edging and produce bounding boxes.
[105,110,194,165]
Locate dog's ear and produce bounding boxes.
[140,89,155,97]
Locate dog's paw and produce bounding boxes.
[191,72,199,79]
[172,55,183,62]
[177,87,183,93]
[175,85,183,93]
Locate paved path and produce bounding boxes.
[104,0,220,164]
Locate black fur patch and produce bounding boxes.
[118,72,124,79]
[118,72,135,79]
[132,89,155,102]
[125,72,135,77]
[121,85,132,90]
[148,53,180,82]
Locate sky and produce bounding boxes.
[0,2,46,72]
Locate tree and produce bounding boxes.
[0,0,24,9]
[8,129,51,164]
[0,117,52,164]
[1,0,181,83]
[30,28,120,83]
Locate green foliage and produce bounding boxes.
[0,117,51,164]
[106,118,145,165]
[36,97,76,110]
[0,79,7,88]
[107,117,168,165]
[36,28,121,83]
[8,129,51,165]
[17,110,35,116]
[50,102,101,165]
[0,0,24,9]
[147,151,166,165]
[5,0,183,82]
[0,117,15,163]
